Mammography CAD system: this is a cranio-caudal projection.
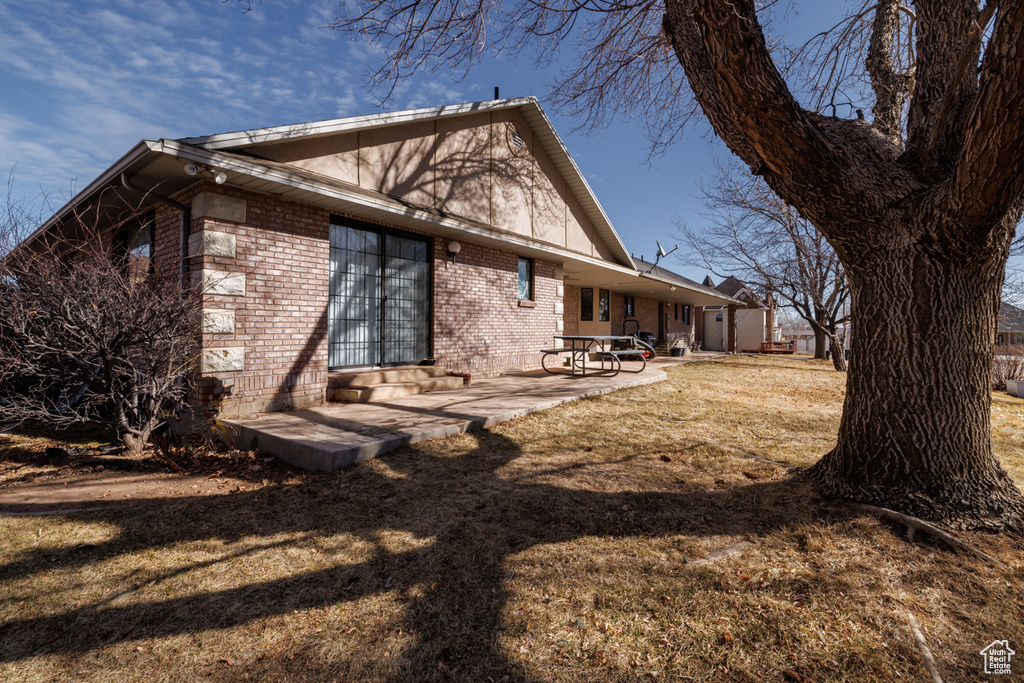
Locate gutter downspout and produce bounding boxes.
[120,173,191,286]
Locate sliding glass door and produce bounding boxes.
[329,218,431,369]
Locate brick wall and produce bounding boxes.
[635,297,661,338]
[152,205,184,280]
[563,284,580,336]
[434,240,561,377]
[152,183,570,416]
[183,185,331,418]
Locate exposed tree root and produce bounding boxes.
[811,456,1024,533]
[856,503,1005,565]
[907,613,943,683]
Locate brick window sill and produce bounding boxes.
[517,299,537,308]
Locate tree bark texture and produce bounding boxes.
[664,0,1024,529]
[812,327,827,360]
[814,213,1023,529]
[826,333,846,373]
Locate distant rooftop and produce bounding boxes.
[631,257,726,300]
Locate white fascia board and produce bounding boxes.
[159,139,642,278]
[182,96,635,272]
[181,97,541,150]
[636,271,740,304]
[518,100,636,272]
[22,140,162,247]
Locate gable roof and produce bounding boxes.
[714,276,746,297]
[177,97,635,269]
[28,97,635,273]
[999,301,1024,333]
[713,276,769,308]
[23,98,740,306]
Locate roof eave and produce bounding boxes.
[158,139,638,277]
[23,141,163,248]
[636,271,739,305]
[181,97,636,271]
[180,97,543,150]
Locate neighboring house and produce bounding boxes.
[27,97,735,419]
[695,276,776,352]
[779,324,851,355]
[998,301,1024,345]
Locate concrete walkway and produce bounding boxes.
[222,353,724,471]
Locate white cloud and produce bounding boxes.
[0,0,476,212]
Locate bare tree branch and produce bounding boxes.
[0,195,201,456]
[677,159,850,370]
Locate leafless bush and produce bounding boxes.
[992,345,1024,391]
[0,204,201,456]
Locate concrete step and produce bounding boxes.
[329,365,448,389]
[329,376,465,403]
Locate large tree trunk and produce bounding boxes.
[826,331,847,372]
[664,0,1024,529]
[812,327,827,360]
[810,223,1024,530]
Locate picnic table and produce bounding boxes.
[540,335,648,376]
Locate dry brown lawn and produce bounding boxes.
[1,355,1022,682]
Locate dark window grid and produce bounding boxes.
[581,288,594,321]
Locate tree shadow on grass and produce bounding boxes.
[0,429,842,680]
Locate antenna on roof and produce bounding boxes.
[645,241,678,273]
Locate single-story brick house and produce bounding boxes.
[998,301,1024,345]
[28,97,735,418]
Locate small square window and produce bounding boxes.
[715,312,724,322]
[518,258,533,300]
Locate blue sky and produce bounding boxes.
[0,0,922,285]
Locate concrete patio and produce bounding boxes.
[220,353,725,470]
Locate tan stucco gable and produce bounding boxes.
[186,99,629,267]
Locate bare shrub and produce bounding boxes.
[992,344,1024,391]
[0,204,201,456]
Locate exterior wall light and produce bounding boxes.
[183,163,229,185]
[447,240,462,262]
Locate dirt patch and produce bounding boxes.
[0,423,304,514]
